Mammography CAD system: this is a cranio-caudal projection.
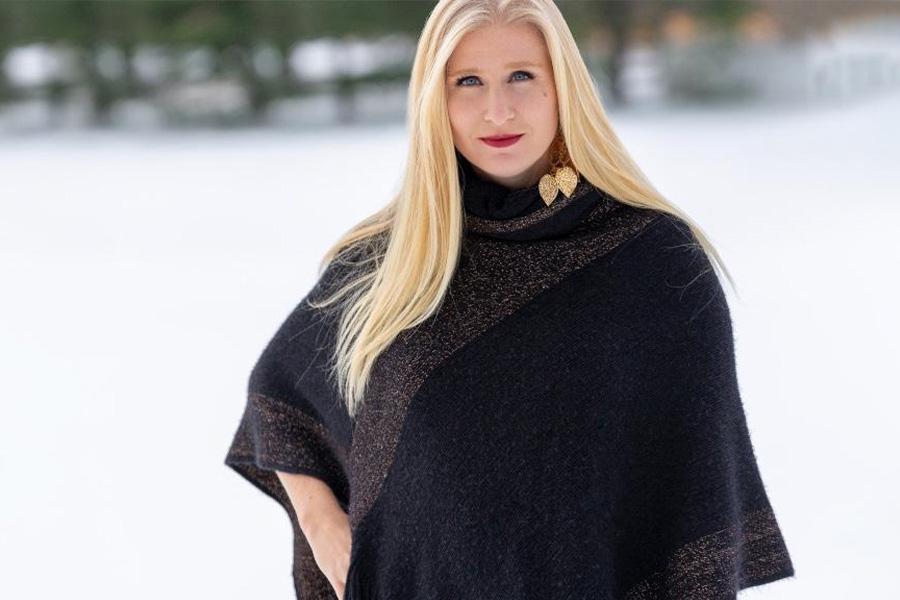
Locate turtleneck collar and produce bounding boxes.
[457,150,614,242]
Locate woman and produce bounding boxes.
[224,1,795,599]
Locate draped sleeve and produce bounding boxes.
[617,214,796,599]
[224,249,364,600]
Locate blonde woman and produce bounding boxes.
[224,1,795,599]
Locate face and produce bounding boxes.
[446,22,559,189]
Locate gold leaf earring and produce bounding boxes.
[538,132,579,206]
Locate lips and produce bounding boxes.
[481,133,522,141]
[480,133,524,148]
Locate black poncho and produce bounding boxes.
[224,153,796,599]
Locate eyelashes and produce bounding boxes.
[455,70,534,87]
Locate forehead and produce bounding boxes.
[446,23,550,74]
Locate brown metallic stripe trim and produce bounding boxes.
[225,392,349,600]
[227,392,348,478]
[623,506,795,599]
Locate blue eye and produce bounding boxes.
[455,70,534,87]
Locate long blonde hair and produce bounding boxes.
[308,0,736,419]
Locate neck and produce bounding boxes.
[457,150,614,242]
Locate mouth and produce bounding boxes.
[480,133,524,148]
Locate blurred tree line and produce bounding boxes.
[0,0,752,127]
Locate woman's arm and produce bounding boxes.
[276,471,352,599]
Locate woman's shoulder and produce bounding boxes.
[601,208,731,328]
[307,234,385,304]
[595,205,707,270]
[248,239,380,390]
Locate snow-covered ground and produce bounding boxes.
[1,92,898,599]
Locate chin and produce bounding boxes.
[477,154,533,174]
[479,165,520,181]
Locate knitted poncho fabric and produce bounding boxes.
[224,153,796,600]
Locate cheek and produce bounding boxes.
[517,85,555,112]
[447,98,476,133]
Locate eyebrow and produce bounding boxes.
[447,61,541,78]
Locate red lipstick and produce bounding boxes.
[480,133,524,148]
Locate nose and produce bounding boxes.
[483,87,514,125]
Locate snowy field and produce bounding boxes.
[1,92,898,600]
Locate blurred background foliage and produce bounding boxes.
[0,0,898,129]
